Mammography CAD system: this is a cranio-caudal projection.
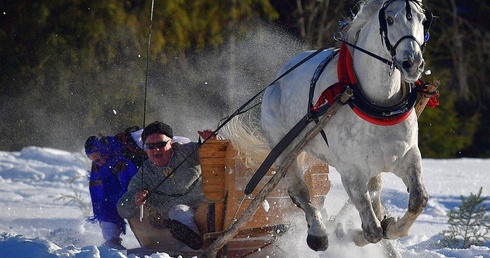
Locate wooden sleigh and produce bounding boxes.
[128,139,330,257]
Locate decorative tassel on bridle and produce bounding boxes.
[415,79,440,108]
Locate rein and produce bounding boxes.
[144,46,331,201]
[334,34,394,68]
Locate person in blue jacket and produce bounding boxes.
[85,135,138,250]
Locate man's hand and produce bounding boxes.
[135,189,149,206]
[198,129,218,140]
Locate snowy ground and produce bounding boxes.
[0,146,489,257]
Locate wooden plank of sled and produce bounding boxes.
[223,147,286,231]
[222,149,329,232]
[200,140,330,255]
[214,143,330,234]
[201,140,228,200]
[201,157,227,165]
[223,142,238,231]
[203,224,288,241]
[200,140,230,232]
[207,141,236,233]
[200,88,353,258]
[227,174,294,229]
[202,166,225,201]
[200,140,229,157]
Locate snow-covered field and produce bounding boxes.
[0,146,489,257]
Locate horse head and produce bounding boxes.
[378,0,432,83]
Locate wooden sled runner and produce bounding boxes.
[128,139,330,257]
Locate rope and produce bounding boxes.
[140,0,155,221]
[143,0,155,127]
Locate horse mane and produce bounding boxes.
[345,0,381,44]
[220,115,310,168]
[345,0,424,44]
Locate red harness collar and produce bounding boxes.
[312,44,416,126]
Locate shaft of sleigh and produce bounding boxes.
[415,79,440,118]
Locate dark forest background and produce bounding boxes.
[1,0,489,158]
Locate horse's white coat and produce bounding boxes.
[260,0,429,251]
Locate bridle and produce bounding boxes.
[379,0,433,57]
[335,0,433,73]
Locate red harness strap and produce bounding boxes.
[311,45,353,112]
[340,43,357,86]
[313,43,419,126]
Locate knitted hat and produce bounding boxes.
[141,121,174,142]
[84,136,99,155]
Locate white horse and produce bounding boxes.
[260,0,431,251]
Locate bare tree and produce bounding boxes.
[294,0,356,47]
[429,0,490,106]
[271,0,356,48]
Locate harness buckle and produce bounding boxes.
[389,58,395,76]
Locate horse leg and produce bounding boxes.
[334,176,382,243]
[368,174,383,222]
[341,173,383,246]
[285,156,328,251]
[383,148,428,239]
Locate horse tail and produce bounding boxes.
[220,115,270,167]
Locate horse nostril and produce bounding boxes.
[402,60,412,70]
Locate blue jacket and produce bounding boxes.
[89,136,137,230]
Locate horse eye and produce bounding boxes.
[387,17,394,25]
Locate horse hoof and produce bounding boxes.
[381,216,398,239]
[363,229,383,244]
[361,223,383,243]
[307,234,329,251]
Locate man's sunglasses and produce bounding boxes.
[145,141,169,150]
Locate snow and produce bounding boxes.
[0,146,489,257]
